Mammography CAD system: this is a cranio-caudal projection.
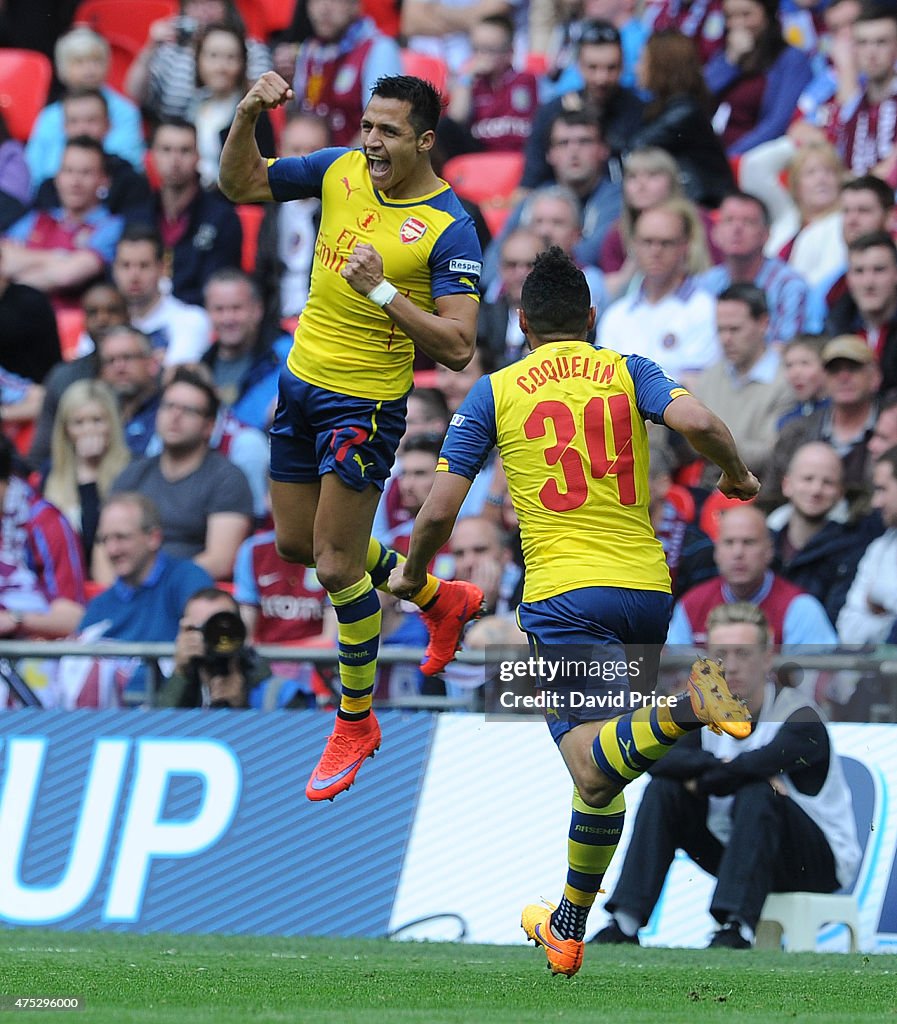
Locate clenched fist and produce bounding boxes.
[239,72,295,119]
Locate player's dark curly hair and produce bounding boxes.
[520,246,591,340]
[372,75,444,135]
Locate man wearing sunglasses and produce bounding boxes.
[521,20,643,191]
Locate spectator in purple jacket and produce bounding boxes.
[705,0,812,156]
[0,111,29,232]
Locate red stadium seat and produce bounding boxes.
[105,37,141,95]
[363,0,400,38]
[400,50,449,95]
[699,490,753,540]
[673,459,705,488]
[443,151,524,237]
[236,204,265,273]
[442,151,525,207]
[56,309,87,362]
[235,0,294,40]
[4,420,34,459]
[73,0,177,52]
[144,149,161,191]
[84,580,107,601]
[0,50,52,142]
[524,52,549,76]
[482,205,511,238]
[665,484,696,524]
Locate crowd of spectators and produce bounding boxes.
[3,0,897,715]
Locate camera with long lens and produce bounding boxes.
[198,610,247,676]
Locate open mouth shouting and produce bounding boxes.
[366,153,391,188]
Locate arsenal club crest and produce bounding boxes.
[399,216,427,244]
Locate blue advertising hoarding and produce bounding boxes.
[0,710,433,935]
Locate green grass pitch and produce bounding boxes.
[1,930,895,1023]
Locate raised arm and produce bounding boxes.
[663,394,760,499]
[124,16,177,104]
[219,72,294,204]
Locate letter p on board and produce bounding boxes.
[105,740,241,921]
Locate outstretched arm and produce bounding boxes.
[219,72,294,204]
[663,395,760,499]
[389,472,473,598]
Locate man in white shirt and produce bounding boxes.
[112,223,211,366]
[597,199,719,385]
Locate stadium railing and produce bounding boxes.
[1,642,897,720]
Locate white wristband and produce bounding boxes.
[367,280,398,307]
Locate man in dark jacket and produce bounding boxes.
[765,336,881,512]
[770,441,881,626]
[125,119,242,307]
[201,268,291,432]
[520,20,642,189]
[594,602,860,949]
[825,232,897,393]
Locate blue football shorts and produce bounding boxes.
[269,367,407,493]
[516,586,673,744]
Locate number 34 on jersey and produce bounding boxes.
[438,341,688,603]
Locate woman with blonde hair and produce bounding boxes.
[656,195,713,278]
[42,380,131,569]
[741,138,847,287]
[601,150,713,298]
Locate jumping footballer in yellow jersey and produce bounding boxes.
[389,249,760,977]
[220,73,486,803]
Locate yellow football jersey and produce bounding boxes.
[438,341,689,603]
[267,149,481,400]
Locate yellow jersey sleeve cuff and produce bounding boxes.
[436,457,449,473]
[669,387,690,399]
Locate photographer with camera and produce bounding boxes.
[159,586,314,709]
[125,0,272,124]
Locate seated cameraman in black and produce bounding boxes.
[158,587,313,709]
